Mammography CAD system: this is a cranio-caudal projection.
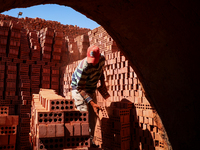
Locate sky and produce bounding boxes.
[1,4,100,30]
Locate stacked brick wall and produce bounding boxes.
[88,26,118,55]
[0,106,19,150]
[66,34,90,62]
[62,51,166,150]
[0,20,69,149]
[62,26,167,149]
[30,89,90,150]
[0,14,91,39]
[0,14,168,150]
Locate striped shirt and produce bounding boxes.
[71,54,105,103]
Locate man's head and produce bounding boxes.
[87,45,100,65]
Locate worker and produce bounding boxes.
[71,45,107,147]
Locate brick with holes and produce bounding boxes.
[64,136,90,148]
[36,137,64,150]
[36,110,64,125]
[0,125,17,135]
[64,111,88,123]
[0,106,9,116]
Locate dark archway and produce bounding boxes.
[1,0,200,149]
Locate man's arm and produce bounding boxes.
[98,72,110,99]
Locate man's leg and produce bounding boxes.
[71,89,88,111]
[88,92,97,142]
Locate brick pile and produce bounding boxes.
[0,14,168,150]
[88,26,118,55]
[0,14,91,39]
[30,89,90,150]
[62,49,166,149]
[0,106,19,150]
[60,60,81,99]
[0,20,67,149]
[74,34,90,59]
[66,35,80,62]
[0,21,9,57]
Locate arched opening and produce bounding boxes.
[0,1,200,150]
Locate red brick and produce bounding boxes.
[55,123,64,137]
[9,134,16,145]
[65,123,73,136]
[81,123,89,136]
[37,124,47,138]
[0,135,9,145]
[0,116,7,125]
[47,124,55,137]
[12,116,19,125]
[74,123,81,136]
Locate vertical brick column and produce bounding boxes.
[39,27,54,62]
[0,21,9,57]
[28,30,41,61]
[51,31,63,63]
[7,21,21,58]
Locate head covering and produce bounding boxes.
[87,45,100,64]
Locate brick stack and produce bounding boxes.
[28,30,41,61]
[17,62,32,149]
[93,102,132,150]
[4,62,17,105]
[0,21,9,57]
[8,21,21,58]
[51,31,63,63]
[66,35,80,61]
[74,34,90,59]
[30,64,41,95]
[0,62,4,100]
[0,14,91,40]
[19,29,30,60]
[0,20,64,149]
[50,66,60,93]
[0,106,19,150]
[39,27,54,62]
[62,49,166,149]
[60,37,69,66]
[30,89,90,150]
[60,60,81,98]
[41,65,51,89]
[88,26,118,55]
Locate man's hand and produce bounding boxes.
[90,101,102,118]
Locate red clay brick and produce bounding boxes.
[37,124,47,138]
[73,123,81,136]
[55,123,64,137]
[65,123,73,136]
[81,123,89,136]
[47,124,55,137]
[9,134,16,145]
[0,135,9,145]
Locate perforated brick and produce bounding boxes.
[36,137,64,150]
[37,111,64,124]
[0,125,17,135]
[0,106,9,116]
[64,111,88,123]
[64,136,90,148]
